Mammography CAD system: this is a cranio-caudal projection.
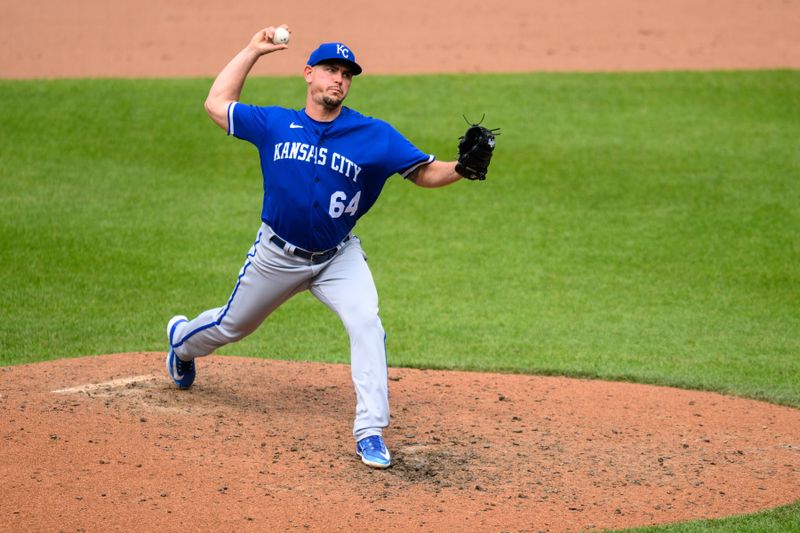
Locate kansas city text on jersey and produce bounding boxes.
[273,141,363,181]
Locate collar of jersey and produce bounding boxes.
[300,106,351,127]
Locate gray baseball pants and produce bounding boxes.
[170,222,389,441]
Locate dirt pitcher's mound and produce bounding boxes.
[1,354,799,532]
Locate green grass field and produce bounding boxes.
[1,70,798,531]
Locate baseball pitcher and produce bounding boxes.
[165,25,498,468]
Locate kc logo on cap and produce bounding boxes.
[335,44,351,59]
[307,42,363,75]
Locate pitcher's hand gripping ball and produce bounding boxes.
[455,117,500,181]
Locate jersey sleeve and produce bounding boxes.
[227,103,273,145]
[384,126,435,178]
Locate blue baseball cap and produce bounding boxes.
[307,42,362,76]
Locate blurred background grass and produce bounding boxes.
[2,71,797,405]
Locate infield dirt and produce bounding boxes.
[1,1,799,531]
[2,0,799,78]
[2,354,800,532]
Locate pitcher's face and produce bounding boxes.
[305,61,354,109]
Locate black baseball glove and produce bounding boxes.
[455,117,500,181]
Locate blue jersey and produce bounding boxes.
[228,103,434,251]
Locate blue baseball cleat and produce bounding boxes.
[165,315,195,389]
[356,435,392,469]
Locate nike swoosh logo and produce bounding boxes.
[290,122,303,129]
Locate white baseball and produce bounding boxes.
[273,27,290,45]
